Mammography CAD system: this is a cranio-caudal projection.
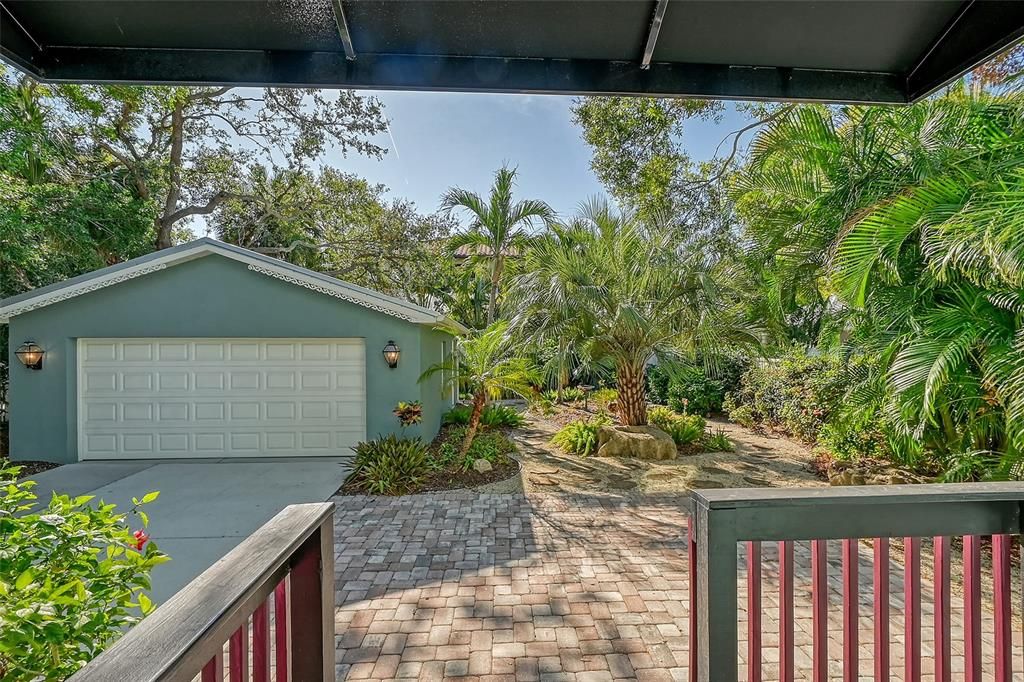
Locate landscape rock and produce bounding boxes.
[472,458,493,473]
[597,426,677,461]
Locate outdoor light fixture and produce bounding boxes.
[15,341,44,370]
[382,340,400,369]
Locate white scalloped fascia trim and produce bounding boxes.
[246,264,416,322]
[2,264,169,318]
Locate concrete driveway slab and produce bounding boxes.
[26,459,350,604]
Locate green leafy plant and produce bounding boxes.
[0,463,168,681]
[667,373,725,416]
[647,406,705,446]
[421,322,540,457]
[430,426,517,472]
[590,387,618,412]
[551,414,613,456]
[543,386,586,403]
[393,400,423,427]
[703,428,734,452]
[479,404,526,428]
[347,435,430,495]
[443,403,525,428]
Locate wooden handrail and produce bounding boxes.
[689,483,1024,682]
[70,502,335,682]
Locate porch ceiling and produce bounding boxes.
[1,0,1023,103]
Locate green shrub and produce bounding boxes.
[442,405,472,425]
[647,406,705,445]
[0,463,168,681]
[347,434,430,495]
[646,364,672,404]
[552,414,613,456]
[591,387,618,411]
[542,386,586,403]
[818,412,889,461]
[648,357,748,413]
[479,404,526,428]
[703,428,734,452]
[442,404,525,428]
[667,373,725,415]
[724,349,856,442]
[430,426,517,472]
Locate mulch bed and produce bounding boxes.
[415,459,520,492]
[7,460,60,478]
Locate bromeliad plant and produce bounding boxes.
[421,322,540,456]
[0,463,168,681]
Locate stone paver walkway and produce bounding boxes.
[332,492,1023,681]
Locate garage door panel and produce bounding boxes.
[78,338,366,459]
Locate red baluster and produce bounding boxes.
[253,600,271,682]
[904,537,921,682]
[779,540,794,682]
[873,537,890,682]
[688,521,697,682]
[994,534,1012,682]
[275,579,290,682]
[811,539,827,682]
[842,538,858,682]
[230,624,248,681]
[748,541,762,682]
[201,650,224,682]
[933,536,951,682]
[964,535,982,682]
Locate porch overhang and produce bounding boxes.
[2,0,1023,104]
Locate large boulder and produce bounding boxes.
[597,425,677,461]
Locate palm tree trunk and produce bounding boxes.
[460,390,487,456]
[486,256,504,325]
[617,361,647,425]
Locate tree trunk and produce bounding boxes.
[486,256,504,325]
[617,361,647,426]
[460,391,487,456]
[156,101,185,250]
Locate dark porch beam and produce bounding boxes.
[0,2,45,74]
[29,48,908,104]
[906,0,1024,101]
[641,0,670,69]
[330,0,357,61]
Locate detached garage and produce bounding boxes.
[0,238,464,464]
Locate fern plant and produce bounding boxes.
[551,414,613,456]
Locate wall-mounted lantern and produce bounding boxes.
[382,340,400,369]
[15,341,44,370]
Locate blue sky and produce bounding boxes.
[320,91,751,219]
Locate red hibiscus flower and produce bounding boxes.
[132,529,150,551]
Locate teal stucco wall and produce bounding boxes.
[7,255,455,463]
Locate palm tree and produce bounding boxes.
[737,87,1024,477]
[513,199,760,425]
[442,165,554,325]
[420,322,540,455]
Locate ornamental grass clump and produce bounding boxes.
[0,463,168,681]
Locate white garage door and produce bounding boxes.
[77,338,366,460]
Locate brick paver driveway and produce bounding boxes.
[332,492,1022,681]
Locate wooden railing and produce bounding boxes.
[69,502,335,682]
[689,483,1024,682]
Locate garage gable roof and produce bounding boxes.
[0,238,468,332]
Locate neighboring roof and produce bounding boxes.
[2,1,1022,103]
[453,244,521,259]
[0,238,468,333]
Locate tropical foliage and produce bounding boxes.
[442,166,553,325]
[0,464,167,681]
[551,414,614,456]
[511,199,759,425]
[421,322,539,455]
[731,86,1024,478]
